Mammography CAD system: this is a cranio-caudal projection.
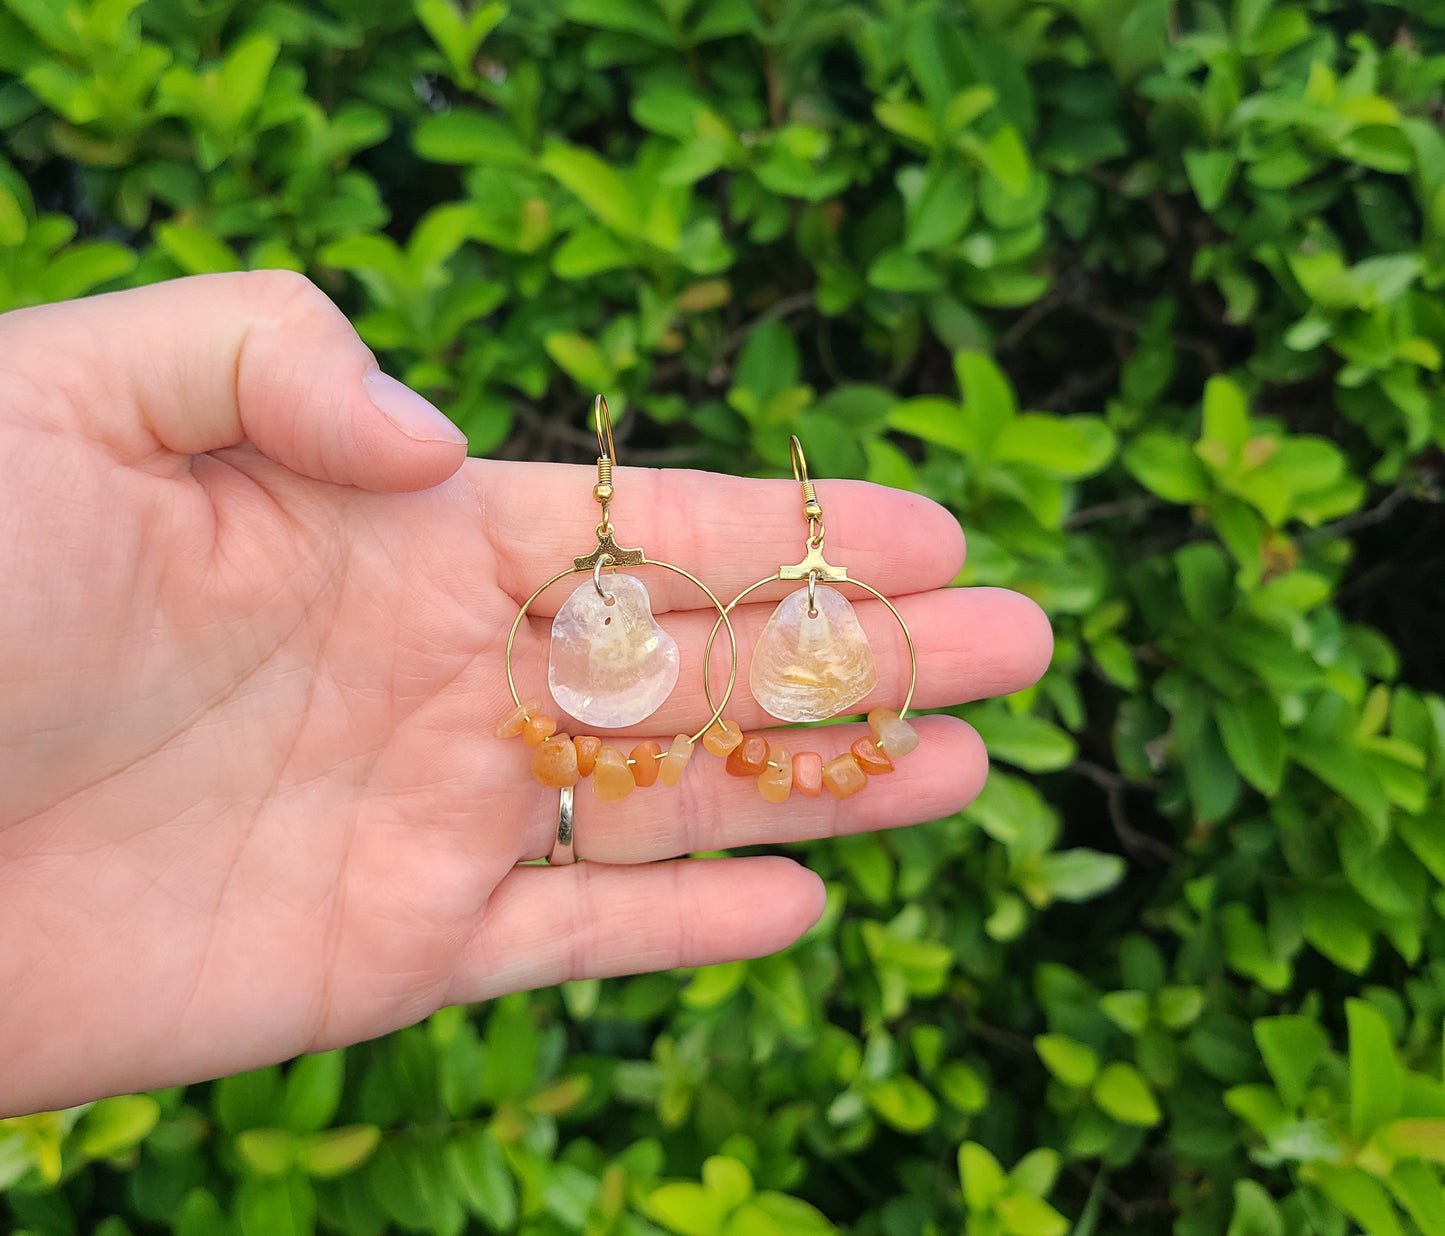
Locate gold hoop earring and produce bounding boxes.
[493,396,739,802]
[702,436,918,802]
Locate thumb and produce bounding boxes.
[0,270,468,492]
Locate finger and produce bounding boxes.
[0,271,468,492]
[506,715,987,865]
[476,461,967,605]
[449,855,826,1001]
[503,586,1052,736]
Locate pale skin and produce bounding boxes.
[0,272,1053,1118]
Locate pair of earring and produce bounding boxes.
[493,397,918,805]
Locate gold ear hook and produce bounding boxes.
[594,394,617,464]
[592,394,617,536]
[789,434,824,546]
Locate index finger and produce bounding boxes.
[472,462,967,613]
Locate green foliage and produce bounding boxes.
[5,0,1445,1232]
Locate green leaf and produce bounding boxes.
[446,1128,516,1229]
[279,1052,344,1134]
[1124,430,1212,502]
[236,1174,316,1236]
[1156,986,1206,1030]
[647,1182,727,1236]
[552,225,634,277]
[1200,375,1250,457]
[1349,998,1404,1140]
[867,248,945,292]
[937,1062,989,1113]
[155,222,243,274]
[413,109,531,166]
[994,414,1116,477]
[565,0,676,44]
[236,1129,297,1178]
[996,1193,1069,1236]
[1214,690,1285,795]
[75,1095,160,1159]
[1389,1162,1445,1236]
[681,960,748,1009]
[975,126,1030,196]
[959,1142,1007,1210]
[1227,1180,1283,1236]
[968,707,1076,771]
[1092,1062,1162,1126]
[1035,1034,1099,1088]
[1184,148,1238,211]
[874,99,935,147]
[1034,850,1126,903]
[1008,1148,1060,1197]
[295,1126,380,1179]
[1254,1015,1329,1110]
[1311,1165,1403,1236]
[865,1076,938,1132]
[539,139,640,236]
[1100,991,1151,1036]
[899,163,972,252]
[545,331,615,391]
[888,396,971,455]
[215,1066,281,1133]
[954,349,1017,456]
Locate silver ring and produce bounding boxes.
[548,786,577,865]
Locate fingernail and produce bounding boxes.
[363,369,468,446]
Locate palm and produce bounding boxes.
[0,274,1051,1117]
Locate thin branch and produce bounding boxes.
[1071,760,1179,864]
[1065,495,1165,530]
[1297,485,1415,548]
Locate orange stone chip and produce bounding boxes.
[532,735,579,787]
[593,747,635,802]
[851,736,894,776]
[522,714,557,746]
[792,752,824,797]
[758,742,792,803]
[868,708,919,757]
[702,718,744,757]
[658,735,693,787]
[495,697,542,739]
[573,735,602,777]
[631,740,663,787]
[822,754,867,799]
[726,733,769,776]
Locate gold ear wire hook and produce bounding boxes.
[594,394,617,465]
[592,395,617,538]
[789,434,824,547]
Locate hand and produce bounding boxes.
[0,273,1052,1116]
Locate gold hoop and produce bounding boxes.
[505,558,739,746]
[703,574,916,725]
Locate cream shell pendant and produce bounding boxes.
[548,574,680,728]
[749,584,878,722]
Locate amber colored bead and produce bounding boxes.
[522,713,557,746]
[868,708,919,757]
[758,742,793,803]
[792,752,824,797]
[630,740,663,788]
[495,697,542,739]
[851,736,894,776]
[822,754,867,799]
[702,718,744,757]
[658,735,694,787]
[573,735,602,777]
[726,733,769,776]
[532,736,579,787]
[593,747,635,802]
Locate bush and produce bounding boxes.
[5,0,1445,1233]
